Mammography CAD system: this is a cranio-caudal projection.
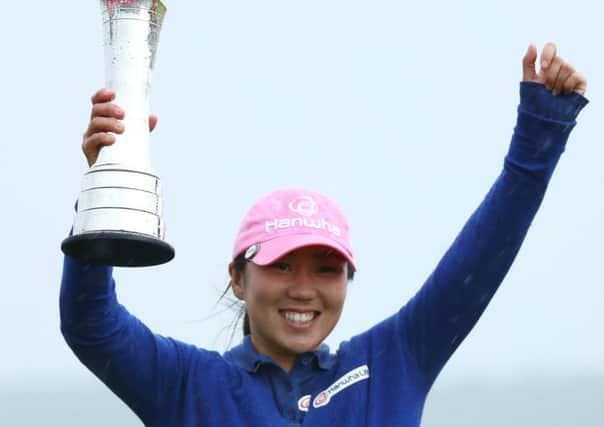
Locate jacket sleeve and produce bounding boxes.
[59,255,203,424]
[363,82,588,386]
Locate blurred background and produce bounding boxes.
[1,1,602,425]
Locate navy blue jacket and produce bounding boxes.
[60,82,587,426]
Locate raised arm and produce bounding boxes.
[396,44,588,384]
[61,94,200,425]
[60,257,182,422]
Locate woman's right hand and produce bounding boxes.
[82,89,158,167]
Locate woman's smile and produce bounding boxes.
[280,310,320,328]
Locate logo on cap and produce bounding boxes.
[288,196,318,217]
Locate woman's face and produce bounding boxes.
[230,245,349,372]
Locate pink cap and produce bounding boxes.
[232,188,355,269]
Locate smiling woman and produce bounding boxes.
[226,188,355,372]
[231,245,349,372]
[226,242,355,341]
[60,43,589,426]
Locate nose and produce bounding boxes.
[286,271,317,301]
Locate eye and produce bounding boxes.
[270,261,291,272]
[317,264,343,274]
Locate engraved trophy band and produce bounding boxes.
[62,0,174,267]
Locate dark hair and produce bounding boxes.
[223,251,355,338]
[230,253,252,336]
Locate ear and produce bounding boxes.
[229,262,245,300]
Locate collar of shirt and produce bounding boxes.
[225,335,336,373]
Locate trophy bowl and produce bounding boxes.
[62,0,174,267]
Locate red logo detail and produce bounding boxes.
[313,391,331,408]
[297,395,311,412]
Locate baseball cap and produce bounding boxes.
[232,188,355,270]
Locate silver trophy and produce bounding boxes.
[62,0,174,266]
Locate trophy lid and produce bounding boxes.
[102,0,166,23]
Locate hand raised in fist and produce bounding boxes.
[522,43,587,96]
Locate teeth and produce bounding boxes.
[284,311,315,323]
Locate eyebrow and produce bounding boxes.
[312,250,344,260]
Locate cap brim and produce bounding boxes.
[250,234,356,270]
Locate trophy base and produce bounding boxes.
[62,231,175,267]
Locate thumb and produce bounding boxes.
[522,43,538,82]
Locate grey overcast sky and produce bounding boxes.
[1,1,602,426]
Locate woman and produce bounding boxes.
[61,43,588,426]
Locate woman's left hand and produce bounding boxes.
[522,42,587,96]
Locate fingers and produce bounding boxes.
[551,62,575,96]
[84,116,125,138]
[82,132,116,167]
[83,88,124,167]
[86,88,124,138]
[537,42,560,90]
[563,72,587,95]
[82,115,124,167]
[542,55,563,92]
[83,88,160,167]
[90,88,116,106]
[522,44,538,82]
[90,98,124,119]
[534,42,587,96]
[540,42,557,69]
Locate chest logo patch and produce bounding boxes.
[303,365,369,410]
[298,395,311,412]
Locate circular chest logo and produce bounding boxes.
[313,390,331,408]
[297,395,311,412]
[288,196,318,217]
